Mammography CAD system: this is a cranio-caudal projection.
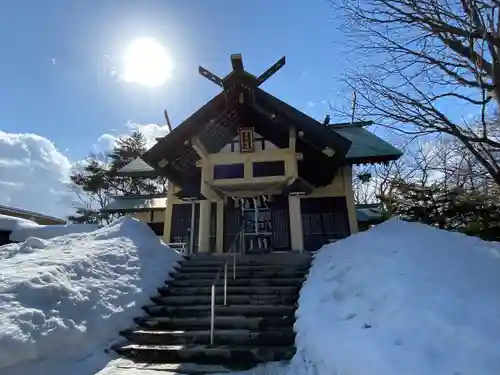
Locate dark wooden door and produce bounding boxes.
[301,197,350,251]
[170,203,200,252]
[269,195,291,251]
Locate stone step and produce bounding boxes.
[169,277,304,288]
[181,258,310,268]
[187,253,311,263]
[134,315,295,330]
[113,343,295,368]
[143,304,295,318]
[151,293,297,306]
[120,328,295,346]
[158,285,300,296]
[112,359,232,374]
[171,269,308,279]
[178,261,310,269]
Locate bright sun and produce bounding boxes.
[122,38,174,87]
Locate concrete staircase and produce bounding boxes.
[113,253,311,374]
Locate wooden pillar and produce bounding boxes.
[198,160,214,253]
[343,166,359,234]
[216,201,224,254]
[198,200,211,252]
[288,195,304,252]
[162,181,175,243]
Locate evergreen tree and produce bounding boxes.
[384,181,500,241]
[106,130,158,196]
[69,130,166,224]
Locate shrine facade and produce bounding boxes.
[103,54,402,253]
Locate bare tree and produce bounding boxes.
[332,0,500,184]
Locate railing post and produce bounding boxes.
[189,200,196,255]
[224,261,228,306]
[210,284,215,345]
[233,253,236,279]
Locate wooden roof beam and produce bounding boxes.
[289,126,296,152]
[191,136,209,160]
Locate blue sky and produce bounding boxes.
[0,0,352,161]
[1,1,479,218]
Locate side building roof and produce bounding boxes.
[0,205,66,225]
[101,196,167,213]
[328,123,402,164]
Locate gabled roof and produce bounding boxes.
[142,90,352,188]
[116,157,160,177]
[140,54,402,190]
[139,54,356,189]
[328,123,402,164]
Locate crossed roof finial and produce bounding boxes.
[198,54,286,89]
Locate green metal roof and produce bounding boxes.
[328,124,402,164]
[101,196,167,213]
[355,203,385,223]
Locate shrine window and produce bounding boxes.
[253,161,285,177]
[213,163,245,179]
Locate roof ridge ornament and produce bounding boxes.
[198,54,286,90]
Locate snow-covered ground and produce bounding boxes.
[0,217,181,375]
[2,216,500,375]
[291,219,500,375]
[97,359,289,375]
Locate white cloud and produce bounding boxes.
[0,131,74,219]
[96,133,117,151]
[130,122,170,147]
[96,121,170,151]
[0,122,170,220]
[307,99,328,108]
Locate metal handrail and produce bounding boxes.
[210,224,243,345]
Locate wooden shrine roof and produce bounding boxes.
[142,89,352,188]
[137,54,402,191]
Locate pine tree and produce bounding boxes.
[69,130,166,224]
[108,130,147,169]
[107,130,162,196]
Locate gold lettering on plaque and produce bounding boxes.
[239,127,254,153]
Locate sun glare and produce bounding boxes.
[122,38,174,87]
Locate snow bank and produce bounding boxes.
[0,213,99,243]
[0,216,181,373]
[292,219,500,375]
[9,223,99,242]
[0,214,37,232]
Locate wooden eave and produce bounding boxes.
[141,89,353,188]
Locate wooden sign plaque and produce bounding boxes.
[239,127,255,153]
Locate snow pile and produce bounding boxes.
[292,219,500,375]
[0,213,99,243]
[0,217,180,373]
[0,214,37,232]
[9,223,100,242]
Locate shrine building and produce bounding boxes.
[102,54,401,253]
